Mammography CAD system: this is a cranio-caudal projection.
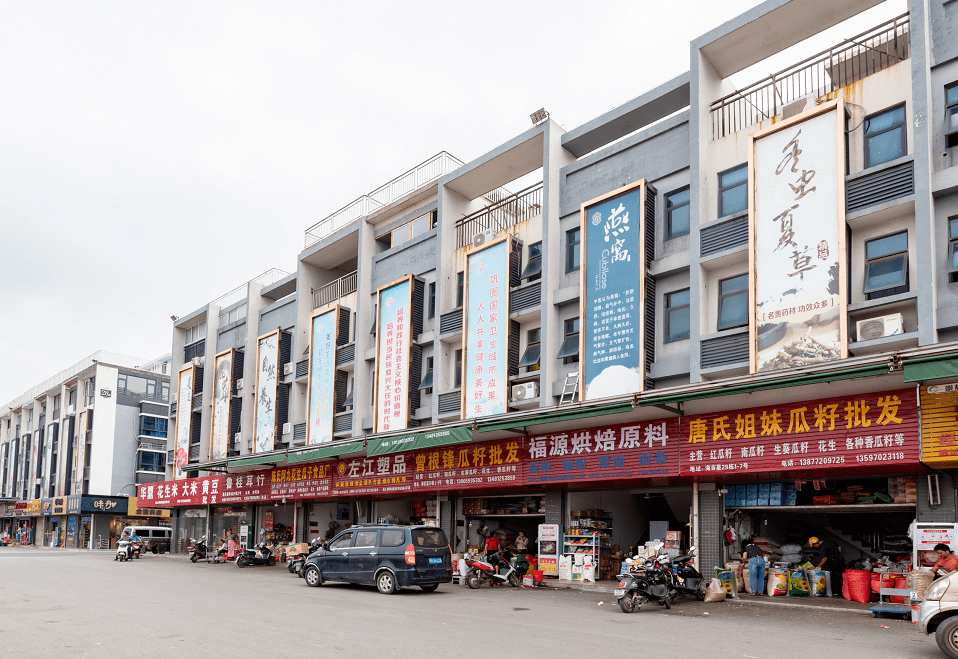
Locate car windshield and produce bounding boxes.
[411,528,447,548]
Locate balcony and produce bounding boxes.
[455,183,543,249]
[305,152,464,248]
[710,14,910,140]
[311,271,358,310]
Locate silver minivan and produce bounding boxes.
[920,572,958,657]
[121,526,171,554]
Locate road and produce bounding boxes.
[0,546,945,659]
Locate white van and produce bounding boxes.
[121,526,171,554]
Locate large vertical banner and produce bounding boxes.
[210,349,233,461]
[307,307,339,445]
[375,276,413,433]
[580,180,649,401]
[463,237,510,419]
[43,423,54,496]
[255,330,280,453]
[750,99,846,373]
[174,365,194,479]
[73,410,87,495]
[30,431,39,498]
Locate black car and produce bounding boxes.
[302,524,452,594]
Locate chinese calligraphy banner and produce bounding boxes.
[42,423,55,496]
[751,100,847,373]
[307,308,339,445]
[464,237,511,419]
[680,387,918,477]
[413,437,525,492]
[580,180,651,401]
[74,410,87,495]
[210,349,233,461]
[920,385,958,467]
[30,430,40,498]
[376,277,413,433]
[173,364,194,479]
[255,330,280,454]
[332,454,414,497]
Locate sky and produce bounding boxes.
[0,0,905,407]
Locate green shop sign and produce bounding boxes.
[367,426,472,456]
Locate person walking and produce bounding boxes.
[743,538,766,595]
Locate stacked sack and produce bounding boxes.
[780,543,804,564]
[726,561,745,593]
[752,537,782,563]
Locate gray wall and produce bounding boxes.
[259,295,297,334]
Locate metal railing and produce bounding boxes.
[455,183,543,248]
[305,152,465,248]
[210,268,291,310]
[710,13,910,140]
[311,271,358,309]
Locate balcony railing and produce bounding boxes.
[710,13,910,140]
[312,271,358,309]
[305,152,465,248]
[455,183,543,248]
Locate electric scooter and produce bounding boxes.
[464,549,521,588]
[236,541,276,568]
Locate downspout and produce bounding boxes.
[692,481,699,571]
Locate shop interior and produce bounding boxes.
[175,508,206,553]
[455,494,545,553]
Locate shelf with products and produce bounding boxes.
[563,509,614,579]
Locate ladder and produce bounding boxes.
[559,372,579,405]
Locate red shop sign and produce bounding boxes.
[412,438,526,493]
[139,475,225,507]
[679,387,919,477]
[331,454,414,497]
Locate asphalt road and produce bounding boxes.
[0,546,946,659]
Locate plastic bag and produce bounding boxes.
[715,567,737,598]
[788,569,810,596]
[767,568,788,596]
[780,544,803,554]
[704,578,727,603]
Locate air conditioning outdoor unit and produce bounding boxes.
[282,422,292,435]
[473,230,496,249]
[235,378,244,392]
[234,432,242,444]
[512,382,538,402]
[167,450,175,465]
[283,363,294,377]
[856,313,904,342]
[191,356,205,368]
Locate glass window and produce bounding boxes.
[53,394,60,413]
[139,416,169,438]
[717,274,749,330]
[146,381,156,400]
[329,531,353,550]
[566,229,581,273]
[137,451,165,472]
[519,328,541,371]
[666,187,691,238]
[666,289,691,342]
[456,272,464,308]
[864,105,906,168]
[354,530,378,547]
[411,528,447,548]
[521,242,543,281]
[949,218,958,279]
[419,357,434,393]
[947,83,958,148]
[719,165,748,217]
[864,231,909,299]
[454,349,462,388]
[557,318,579,363]
[160,382,170,403]
[380,529,405,547]
[185,321,207,345]
[428,282,436,319]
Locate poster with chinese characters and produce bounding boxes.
[42,423,55,496]
[375,277,413,433]
[173,365,194,479]
[751,100,846,373]
[463,237,510,419]
[525,419,679,485]
[413,438,525,492]
[307,308,339,445]
[255,330,280,454]
[30,430,40,497]
[580,181,650,400]
[680,388,919,477]
[210,349,233,461]
[332,454,414,497]
[920,384,958,467]
[73,410,87,495]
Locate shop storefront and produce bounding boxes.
[40,496,71,547]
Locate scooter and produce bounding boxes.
[189,536,208,563]
[289,539,322,575]
[116,538,140,562]
[236,541,276,568]
[666,546,706,601]
[465,549,521,588]
[131,538,142,559]
[614,544,678,612]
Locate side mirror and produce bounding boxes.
[688,545,697,554]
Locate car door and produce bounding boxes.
[348,529,380,583]
[321,531,354,581]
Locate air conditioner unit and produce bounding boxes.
[234,432,242,444]
[166,450,175,465]
[170,392,177,403]
[235,379,244,392]
[283,363,294,377]
[856,313,904,342]
[512,382,538,402]
[473,230,496,249]
[191,356,205,368]
[282,422,292,436]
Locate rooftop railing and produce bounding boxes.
[710,13,910,140]
[311,271,359,309]
[455,183,543,248]
[209,268,291,310]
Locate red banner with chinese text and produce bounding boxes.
[413,437,526,492]
[331,454,415,497]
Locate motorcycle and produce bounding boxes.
[236,541,276,568]
[289,539,322,575]
[189,536,208,563]
[116,538,140,562]
[614,544,678,612]
[465,549,521,588]
[131,538,142,559]
[666,546,706,601]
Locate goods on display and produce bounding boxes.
[767,568,788,596]
[726,561,745,592]
[806,569,831,597]
[715,567,737,598]
[787,569,810,596]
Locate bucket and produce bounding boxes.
[522,575,534,587]
[532,570,544,583]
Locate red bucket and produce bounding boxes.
[532,570,544,583]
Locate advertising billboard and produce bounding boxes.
[210,349,233,461]
[375,276,413,433]
[173,365,194,479]
[74,410,87,495]
[307,307,339,445]
[920,384,958,468]
[255,330,280,454]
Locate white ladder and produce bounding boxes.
[559,372,579,404]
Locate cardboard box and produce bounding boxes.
[758,483,771,506]
[746,484,759,507]
[287,543,309,555]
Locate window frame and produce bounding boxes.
[521,242,543,281]
[456,272,464,308]
[454,349,462,389]
[427,282,436,319]
[565,228,581,273]
[557,318,579,364]
[419,356,434,394]
[718,164,748,217]
[518,328,541,371]
[863,230,909,299]
[946,83,958,147]
[949,217,958,281]
[665,288,691,343]
[716,274,749,331]
[665,186,691,239]
[863,103,907,169]
[136,450,166,473]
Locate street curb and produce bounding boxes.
[727,597,873,616]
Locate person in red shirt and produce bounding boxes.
[933,544,958,577]
[484,532,500,555]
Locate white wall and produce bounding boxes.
[88,366,118,495]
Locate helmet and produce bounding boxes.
[808,536,820,545]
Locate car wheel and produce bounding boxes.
[158,546,165,555]
[304,566,322,588]
[508,572,521,588]
[467,572,482,590]
[420,584,440,593]
[152,547,158,554]
[618,594,636,613]
[936,616,958,659]
[376,571,397,595]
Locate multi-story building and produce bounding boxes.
[0,351,171,549]
[145,0,958,578]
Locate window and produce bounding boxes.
[665,289,691,342]
[428,282,436,319]
[419,356,434,394]
[717,274,749,330]
[456,272,464,308]
[718,164,748,217]
[454,349,462,388]
[380,529,405,547]
[146,381,156,400]
[666,187,691,238]
[160,382,170,403]
[68,388,76,407]
[53,394,60,415]
[864,104,906,168]
[137,451,165,472]
[950,218,958,284]
[218,304,247,326]
[864,231,909,299]
[411,528,448,547]
[557,318,579,364]
[521,242,543,281]
[947,83,958,149]
[329,532,353,550]
[566,229,581,273]
[184,321,207,345]
[518,328,541,372]
[354,530,378,547]
[118,374,151,397]
[370,305,377,336]
[139,416,168,438]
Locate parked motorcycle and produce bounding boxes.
[236,541,276,568]
[189,536,208,563]
[614,544,678,612]
[289,539,322,575]
[666,546,706,601]
[465,549,521,588]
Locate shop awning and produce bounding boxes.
[229,454,286,468]
[287,441,365,464]
[904,353,958,383]
[367,427,472,456]
[475,402,634,434]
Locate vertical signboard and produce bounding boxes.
[750,99,846,373]
[463,237,510,419]
[210,349,233,461]
[307,307,339,445]
[74,410,87,495]
[255,330,280,454]
[375,276,413,433]
[43,423,54,496]
[920,384,958,467]
[580,180,650,401]
[30,431,39,498]
[173,365,194,479]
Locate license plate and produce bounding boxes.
[614,589,625,597]
[428,557,443,565]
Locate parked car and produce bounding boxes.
[301,524,452,594]
[920,571,958,658]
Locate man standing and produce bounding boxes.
[809,536,845,595]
